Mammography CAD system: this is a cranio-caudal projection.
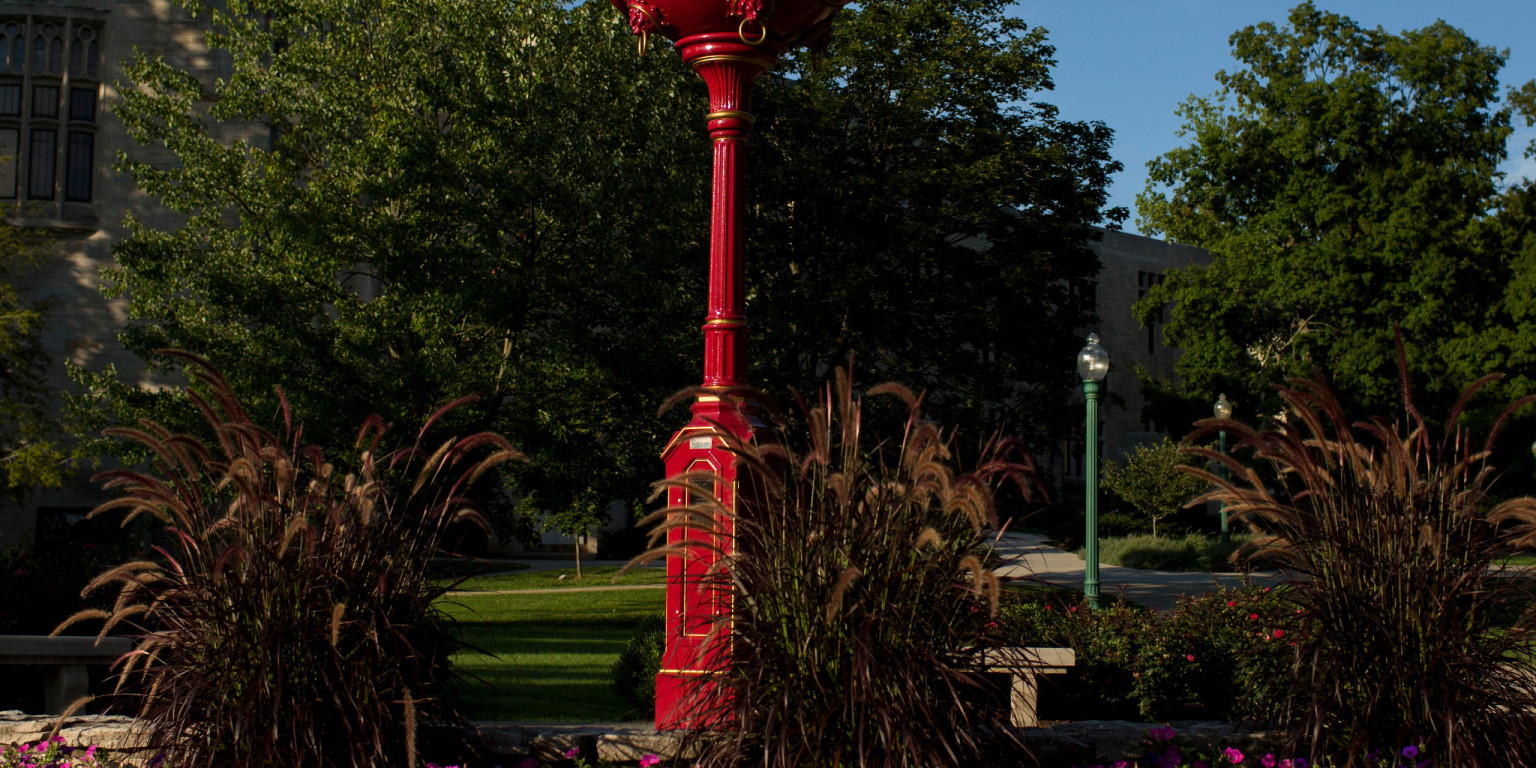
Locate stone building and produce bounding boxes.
[1048,227,1212,497]
[0,0,243,546]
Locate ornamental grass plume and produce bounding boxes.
[1182,336,1536,766]
[53,351,519,768]
[629,366,1043,768]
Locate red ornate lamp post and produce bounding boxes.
[608,0,847,731]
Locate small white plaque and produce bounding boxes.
[688,436,712,450]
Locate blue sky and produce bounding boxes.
[1007,1,1536,234]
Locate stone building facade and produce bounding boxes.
[1048,227,1212,496]
[0,0,245,546]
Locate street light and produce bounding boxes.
[1077,334,1109,609]
[607,0,852,730]
[1214,394,1232,542]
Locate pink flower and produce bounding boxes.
[1224,747,1245,764]
[1185,654,1195,661]
[565,747,581,758]
[640,755,663,768]
[1227,600,1236,607]
[1262,754,1276,768]
[1149,725,1176,741]
[1249,613,1259,620]
[84,746,98,759]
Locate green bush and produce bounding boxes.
[1189,356,1536,763]
[636,370,1042,767]
[57,353,518,768]
[996,583,1296,723]
[609,613,665,719]
[1079,533,1259,572]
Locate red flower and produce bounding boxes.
[1273,629,1284,638]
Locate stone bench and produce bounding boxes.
[979,646,1075,728]
[0,635,133,715]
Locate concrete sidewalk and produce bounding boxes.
[991,531,1284,611]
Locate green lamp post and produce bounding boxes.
[1077,333,1109,609]
[1214,393,1232,542]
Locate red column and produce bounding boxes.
[654,34,779,731]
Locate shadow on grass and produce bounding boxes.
[442,589,664,722]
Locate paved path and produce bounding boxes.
[991,531,1285,611]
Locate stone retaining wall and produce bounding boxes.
[1,711,1283,766]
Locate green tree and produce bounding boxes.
[1100,437,1206,538]
[1136,2,1526,421]
[0,227,65,504]
[73,0,709,534]
[748,0,1123,444]
[74,0,1123,528]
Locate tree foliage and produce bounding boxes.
[1136,2,1535,427]
[75,0,708,526]
[0,227,65,503]
[75,0,1123,520]
[748,0,1124,443]
[1100,436,1207,537]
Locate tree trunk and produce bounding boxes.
[574,535,583,580]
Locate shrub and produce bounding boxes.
[1187,349,1536,764]
[1100,436,1209,537]
[998,596,1149,719]
[1081,532,1260,572]
[55,352,519,768]
[996,583,1296,723]
[634,369,1043,767]
[610,613,666,719]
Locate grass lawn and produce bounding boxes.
[447,565,666,592]
[442,588,664,722]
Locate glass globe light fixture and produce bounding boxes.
[1214,393,1233,420]
[1077,334,1109,381]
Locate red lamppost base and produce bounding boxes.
[655,396,758,729]
[654,396,761,731]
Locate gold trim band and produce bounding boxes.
[690,54,772,71]
[657,668,718,676]
[713,136,746,142]
[704,317,748,327]
[705,110,756,123]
